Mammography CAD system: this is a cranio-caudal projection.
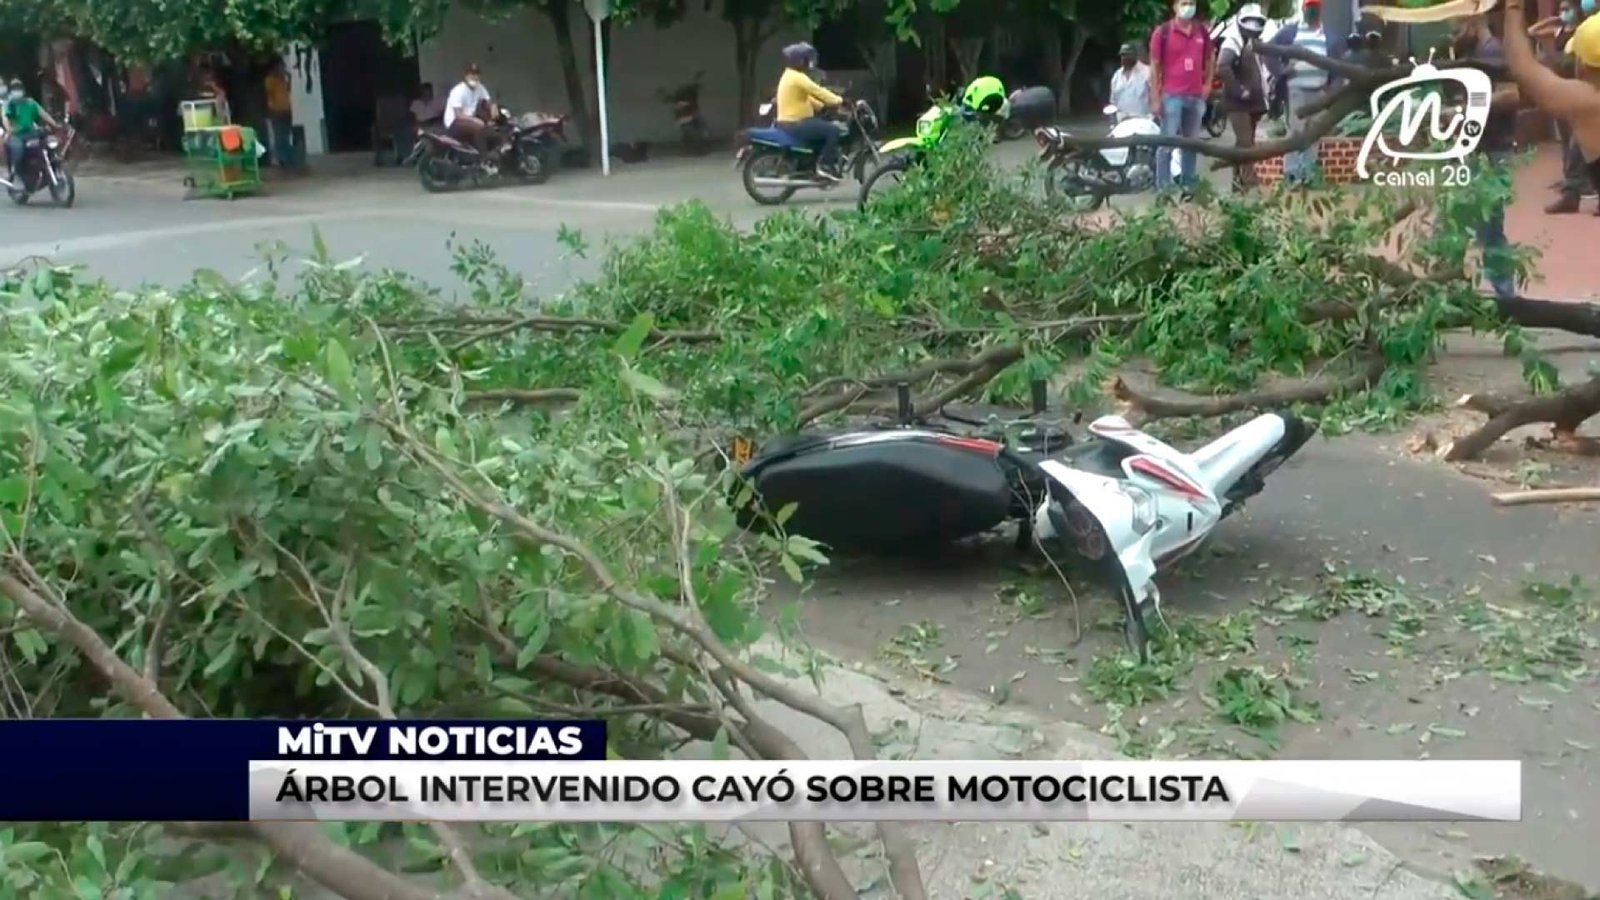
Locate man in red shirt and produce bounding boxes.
[1149,0,1216,194]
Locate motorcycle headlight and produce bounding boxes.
[46,136,59,149]
[916,117,934,138]
[1121,484,1158,535]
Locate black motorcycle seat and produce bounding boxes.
[1058,439,1133,480]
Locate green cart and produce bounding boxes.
[181,124,263,200]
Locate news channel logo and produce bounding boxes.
[1354,63,1493,188]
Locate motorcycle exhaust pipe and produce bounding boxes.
[749,177,811,188]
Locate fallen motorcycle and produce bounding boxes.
[728,382,1314,658]
[406,109,565,192]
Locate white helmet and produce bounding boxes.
[1238,3,1267,29]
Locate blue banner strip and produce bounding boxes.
[0,720,605,821]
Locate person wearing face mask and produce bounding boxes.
[1149,0,1216,195]
[1218,5,1269,191]
[1501,1,1600,218]
[1271,0,1333,186]
[774,42,846,181]
[2,79,58,186]
[1109,43,1152,121]
[444,64,500,165]
[1532,0,1594,212]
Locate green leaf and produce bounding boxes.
[612,313,655,360]
[323,340,356,399]
[774,502,798,527]
[619,366,679,403]
[85,832,105,872]
[711,725,731,761]
[4,842,53,864]
[203,641,238,677]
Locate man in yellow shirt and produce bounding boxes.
[264,59,295,168]
[774,42,845,180]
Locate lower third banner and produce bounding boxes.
[249,759,1521,823]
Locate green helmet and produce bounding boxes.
[960,75,1008,116]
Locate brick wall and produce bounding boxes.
[1253,137,1370,186]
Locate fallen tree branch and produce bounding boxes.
[1490,487,1600,507]
[0,565,467,900]
[463,388,584,407]
[1441,375,1600,461]
[796,344,1026,427]
[1110,354,1387,422]
[383,314,721,350]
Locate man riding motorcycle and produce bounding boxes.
[773,42,846,181]
[3,78,59,185]
[444,64,501,167]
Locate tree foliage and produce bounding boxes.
[0,121,1547,898]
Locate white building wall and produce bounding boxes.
[417,3,808,146]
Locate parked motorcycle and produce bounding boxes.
[736,98,883,206]
[854,100,968,208]
[2,127,77,208]
[405,109,566,192]
[998,86,1056,141]
[728,381,1314,658]
[660,72,711,154]
[1034,104,1185,212]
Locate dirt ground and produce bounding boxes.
[768,329,1600,898]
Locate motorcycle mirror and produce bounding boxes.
[895,383,913,424]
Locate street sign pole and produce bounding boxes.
[584,0,612,176]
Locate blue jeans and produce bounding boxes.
[5,132,29,180]
[266,114,294,167]
[1283,85,1324,183]
[1156,94,1205,191]
[1475,200,1516,300]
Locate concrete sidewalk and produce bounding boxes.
[710,646,1462,900]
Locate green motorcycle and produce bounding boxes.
[857,76,1011,209]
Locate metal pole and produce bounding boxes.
[594,22,611,176]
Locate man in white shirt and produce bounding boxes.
[444,64,499,160]
[1110,42,1153,120]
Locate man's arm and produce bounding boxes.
[1203,39,1217,93]
[1148,29,1165,105]
[1502,0,1600,119]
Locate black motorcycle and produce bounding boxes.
[3,127,76,208]
[406,109,566,192]
[659,72,711,154]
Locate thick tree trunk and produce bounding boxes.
[545,0,597,152]
[734,19,769,127]
[923,16,947,97]
[856,35,896,121]
[950,37,985,84]
[1040,25,1063,111]
[1058,28,1088,115]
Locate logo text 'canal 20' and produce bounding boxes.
[1355,63,1493,180]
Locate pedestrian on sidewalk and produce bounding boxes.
[1272,0,1333,186]
[1218,4,1270,192]
[1149,0,1215,196]
[263,60,295,169]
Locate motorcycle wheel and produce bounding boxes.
[515,147,551,185]
[740,148,798,206]
[9,190,27,206]
[1042,162,1106,213]
[48,171,75,208]
[1204,109,1227,139]
[999,120,1028,142]
[418,152,453,193]
[856,154,913,211]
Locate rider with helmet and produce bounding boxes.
[960,76,1010,122]
[774,42,846,180]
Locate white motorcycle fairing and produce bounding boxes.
[1030,412,1301,654]
[1101,115,1158,168]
